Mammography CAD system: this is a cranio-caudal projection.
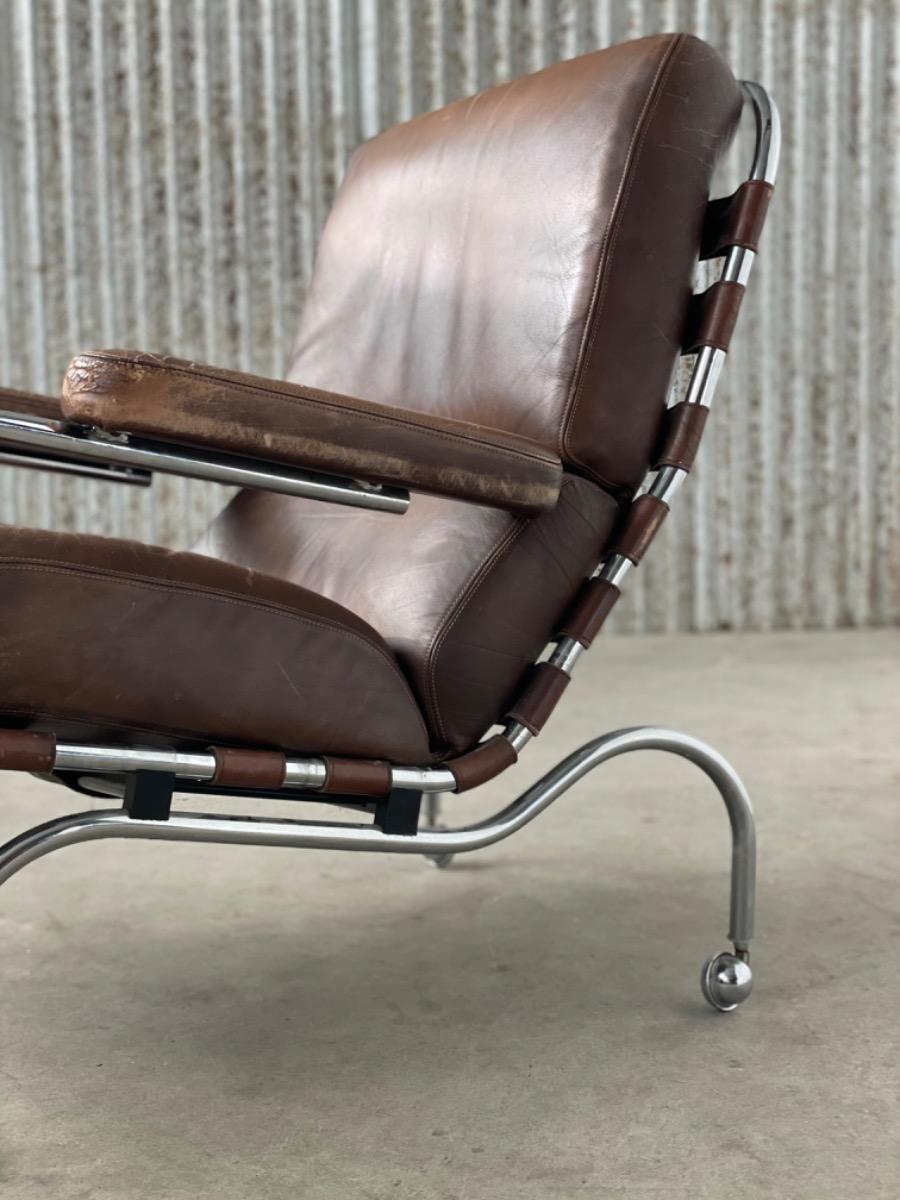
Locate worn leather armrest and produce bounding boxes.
[61,350,563,515]
[0,386,64,422]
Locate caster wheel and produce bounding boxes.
[426,851,454,869]
[701,951,753,1012]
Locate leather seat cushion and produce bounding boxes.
[0,525,432,762]
[196,474,621,755]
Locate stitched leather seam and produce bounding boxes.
[422,475,580,745]
[0,704,293,748]
[0,554,385,650]
[556,34,683,484]
[554,36,675,458]
[0,703,437,761]
[559,36,680,460]
[0,558,415,686]
[0,560,431,745]
[70,354,561,472]
[424,516,529,746]
[425,475,586,744]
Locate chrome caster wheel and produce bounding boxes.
[701,951,753,1012]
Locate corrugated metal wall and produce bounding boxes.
[0,0,897,632]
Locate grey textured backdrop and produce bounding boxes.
[0,0,897,632]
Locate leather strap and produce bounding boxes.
[321,756,392,797]
[557,578,620,646]
[0,386,64,423]
[682,281,745,354]
[701,180,773,259]
[653,401,709,472]
[606,494,669,564]
[446,735,517,793]
[0,730,56,772]
[211,746,287,789]
[506,662,571,736]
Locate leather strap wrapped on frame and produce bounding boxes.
[607,494,669,564]
[321,756,392,797]
[701,180,773,259]
[682,280,745,354]
[211,746,287,789]
[0,730,56,773]
[557,578,621,647]
[506,662,571,736]
[446,734,518,793]
[652,401,710,472]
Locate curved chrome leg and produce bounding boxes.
[0,808,116,888]
[422,793,454,869]
[0,727,755,1007]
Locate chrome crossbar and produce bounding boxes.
[0,413,409,514]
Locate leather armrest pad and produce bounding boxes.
[61,351,563,515]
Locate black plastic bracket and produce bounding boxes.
[122,771,175,821]
[374,788,423,836]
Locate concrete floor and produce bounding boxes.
[0,629,897,1199]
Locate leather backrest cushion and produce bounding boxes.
[288,33,742,495]
[196,475,620,755]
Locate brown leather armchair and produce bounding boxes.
[0,34,778,1012]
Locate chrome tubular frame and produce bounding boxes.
[46,741,457,795]
[0,412,410,514]
[0,727,754,949]
[0,83,778,1010]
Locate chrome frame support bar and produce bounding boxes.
[51,741,456,794]
[0,414,409,514]
[682,345,727,404]
[53,742,222,780]
[0,444,151,486]
[0,727,755,949]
